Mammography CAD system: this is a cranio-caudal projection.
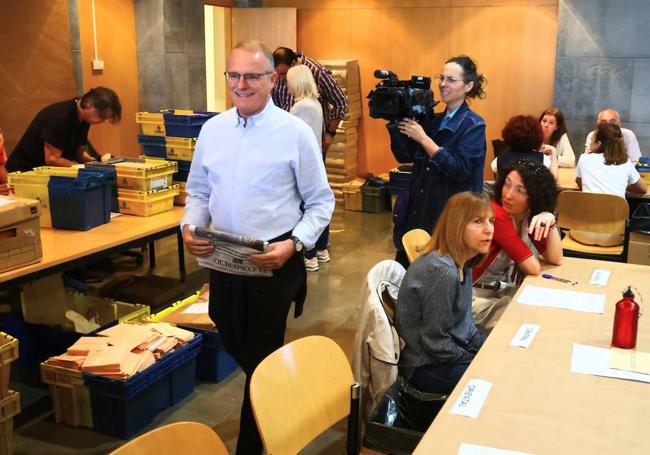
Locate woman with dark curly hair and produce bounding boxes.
[471,160,563,331]
[540,107,575,167]
[491,115,558,179]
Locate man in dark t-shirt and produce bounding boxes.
[6,87,121,172]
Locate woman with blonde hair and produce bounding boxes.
[395,192,493,394]
[286,64,330,271]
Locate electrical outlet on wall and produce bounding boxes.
[92,60,104,71]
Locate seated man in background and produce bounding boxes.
[0,127,9,195]
[6,87,121,173]
[584,108,641,162]
[271,47,347,153]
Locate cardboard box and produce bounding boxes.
[0,196,42,273]
[628,231,650,265]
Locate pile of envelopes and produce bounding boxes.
[44,322,194,380]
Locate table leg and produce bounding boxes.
[177,229,186,282]
[149,241,156,268]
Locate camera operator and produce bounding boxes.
[388,55,487,268]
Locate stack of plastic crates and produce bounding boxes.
[1,333,20,455]
[113,160,179,216]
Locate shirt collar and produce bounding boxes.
[234,97,275,128]
[440,101,470,132]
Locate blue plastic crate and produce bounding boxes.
[138,134,167,159]
[79,168,115,220]
[48,174,109,230]
[84,334,202,439]
[173,160,192,182]
[162,111,217,138]
[3,315,81,369]
[184,327,238,382]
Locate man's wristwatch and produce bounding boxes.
[290,236,303,252]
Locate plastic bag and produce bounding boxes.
[363,376,447,455]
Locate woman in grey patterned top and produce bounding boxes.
[396,192,493,394]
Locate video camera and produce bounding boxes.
[367,70,436,121]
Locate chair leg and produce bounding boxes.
[347,382,361,455]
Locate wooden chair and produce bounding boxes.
[250,335,360,455]
[491,138,509,158]
[556,190,630,262]
[108,422,228,455]
[402,229,431,263]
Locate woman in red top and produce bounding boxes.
[472,160,563,331]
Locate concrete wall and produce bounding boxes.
[554,0,650,158]
[136,0,207,111]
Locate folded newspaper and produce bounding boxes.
[189,225,272,277]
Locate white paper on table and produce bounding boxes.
[570,343,650,383]
[181,302,209,314]
[449,379,492,419]
[509,323,540,348]
[517,285,605,313]
[0,198,15,207]
[589,269,611,286]
[458,443,535,455]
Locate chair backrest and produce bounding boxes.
[250,335,355,455]
[492,138,509,158]
[109,422,228,455]
[402,228,431,263]
[557,191,629,234]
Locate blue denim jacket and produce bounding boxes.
[387,101,486,247]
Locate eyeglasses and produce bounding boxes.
[435,75,464,85]
[224,71,272,83]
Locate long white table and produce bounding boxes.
[414,257,650,454]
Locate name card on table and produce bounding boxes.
[589,269,611,286]
[517,285,605,313]
[458,443,535,455]
[450,379,492,419]
[509,323,540,348]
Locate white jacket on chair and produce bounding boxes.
[352,260,406,421]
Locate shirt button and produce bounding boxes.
[420,189,424,193]
[413,210,417,215]
[426,167,430,171]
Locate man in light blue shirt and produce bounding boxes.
[181,40,334,455]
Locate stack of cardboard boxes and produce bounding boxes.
[321,59,362,203]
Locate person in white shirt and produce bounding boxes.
[181,40,334,455]
[584,108,642,162]
[539,107,575,167]
[286,64,332,272]
[574,123,646,246]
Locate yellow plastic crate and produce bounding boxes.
[33,166,80,177]
[0,334,18,402]
[8,171,53,227]
[165,137,196,161]
[117,185,179,216]
[136,112,166,137]
[0,390,20,423]
[173,181,187,206]
[40,363,92,428]
[114,160,177,191]
[143,292,200,323]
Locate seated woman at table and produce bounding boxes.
[572,123,646,246]
[395,192,493,394]
[491,115,558,180]
[540,107,575,168]
[473,160,563,332]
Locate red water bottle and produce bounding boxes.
[611,287,640,349]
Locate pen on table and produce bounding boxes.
[542,273,578,286]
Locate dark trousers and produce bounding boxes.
[208,253,305,455]
[304,225,329,260]
[408,362,470,395]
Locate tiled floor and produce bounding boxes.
[9,207,395,454]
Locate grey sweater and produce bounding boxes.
[395,251,485,378]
